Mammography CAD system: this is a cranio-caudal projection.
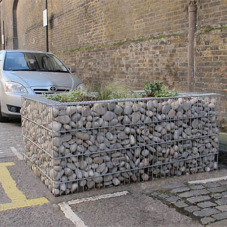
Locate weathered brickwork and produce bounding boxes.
[0,0,227,129]
[58,35,188,92]
[195,29,227,128]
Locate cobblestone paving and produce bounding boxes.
[147,180,227,225]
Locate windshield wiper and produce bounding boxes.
[11,69,38,71]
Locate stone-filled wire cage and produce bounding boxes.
[21,92,220,196]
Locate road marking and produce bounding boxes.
[59,191,129,226]
[59,203,88,227]
[68,190,129,205]
[0,162,49,212]
[10,147,23,160]
[188,176,227,185]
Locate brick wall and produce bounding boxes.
[195,29,227,127]
[0,0,14,49]
[0,0,227,129]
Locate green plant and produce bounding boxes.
[144,81,178,97]
[45,90,86,102]
[96,82,137,100]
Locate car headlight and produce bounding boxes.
[77,83,86,91]
[4,82,28,94]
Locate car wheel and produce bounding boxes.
[0,105,9,122]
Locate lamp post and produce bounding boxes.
[43,0,49,52]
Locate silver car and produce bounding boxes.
[0,50,84,121]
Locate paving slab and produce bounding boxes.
[212,211,227,221]
[216,205,227,212]
[193,208,219,217]
[197,201,216,208]
[215,198,227,205]
[201,217,215,225]
[187,196,211,204]
[184,206,200,213]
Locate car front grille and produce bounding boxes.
[32,88,70,94]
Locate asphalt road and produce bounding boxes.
[0,120,227,227]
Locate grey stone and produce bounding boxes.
[52,107,59,117]
[132,104,140,112]
[108,102,116,111]
[155,125,162,132]
[184,206,200,213]
[97,163,106,173]
[174,201,188,208]
[106,132,114,140]
[171,187,190,194]
[124,106,132,115]
[200,217,215,225]
[162,104,171,114]
[189,184,205,190]
[142,149,149,156]
[93,157,103,164]
[76,132,90,140]
[71,113,81,122]
[219,181,227,186]
[182,101,191,111]
[216,198,227,205]
[66,106,78,115]
[216,205,227,212]
[166,196,179,203]
[57,115,71,124]
[113,178,120,186]
[103,111,115,121]
[179,189,209,198]
[187,195,211,204]
[82,106,91,117]
[208,187,227,193]
[197,201,216,208]
[171,101,180,110]
[93,103,107,115]
[132,112,141,123]
[61,133,72,142]
[193,208,219,217]
[162,183,186,189]
[147,100,153,110]
[51,121,62,131]
[129,135,136,145]
[53,137,62,147]
[174,130,180,140]
[114,105,123,115]
[204,182,221,188]
[168,110,175,118]
[212,211,227,221]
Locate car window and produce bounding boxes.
[3,52,69,73]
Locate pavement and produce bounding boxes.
[1,120,227,227]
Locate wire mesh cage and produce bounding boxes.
[21,92,220,196]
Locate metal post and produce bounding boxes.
[45,0,49,52]
[188,1,196,92]
[2,21,5,50]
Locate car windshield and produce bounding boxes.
[3,52,69,73]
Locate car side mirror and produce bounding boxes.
[69,66,76,73]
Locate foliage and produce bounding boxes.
[95,82,140,100]
[144,81,178,97]
[45,81,177,102]
[45,90,86,102]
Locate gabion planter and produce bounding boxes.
[21,92,220,196]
